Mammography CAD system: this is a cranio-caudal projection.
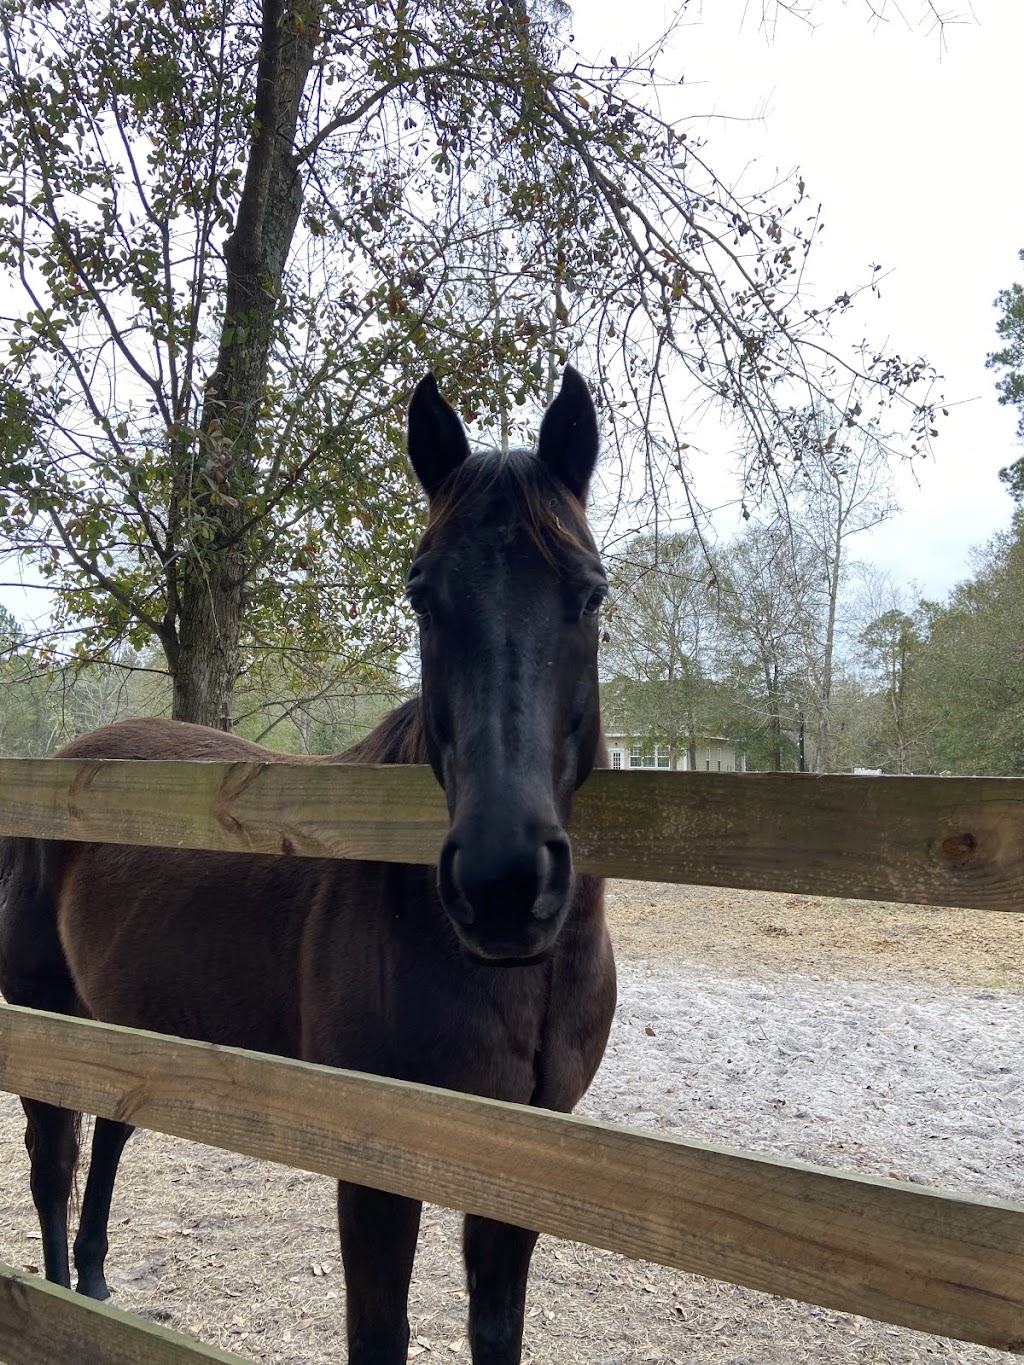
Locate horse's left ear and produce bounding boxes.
[407,374,471,499]
[536,366,599,501]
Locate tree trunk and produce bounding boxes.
[172,0,319,726]
[814,486,844,772]
[173,557,247,728]
[765,661,783,771]
[892,642,910,774]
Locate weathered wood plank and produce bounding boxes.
[0,758,1022,910]
[0,1259,252,1365]
[572,769,1024,910]
[1,1005,1022,1352]
[0,756,446,863]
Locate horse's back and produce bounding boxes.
[52,715,307,763]
[49,704,426,766]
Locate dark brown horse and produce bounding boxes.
[0,367,615,1365]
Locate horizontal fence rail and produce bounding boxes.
[1,758,1023,909]
[1,1004,1023,1353]
[0,1261,252,1365]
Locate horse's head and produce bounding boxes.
[406,368,606,965]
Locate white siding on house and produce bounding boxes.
[605,736,745,773]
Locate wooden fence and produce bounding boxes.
[1,758,1023,1364]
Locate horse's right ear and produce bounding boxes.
[407,374,471,499]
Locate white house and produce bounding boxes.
[604,733,746,773]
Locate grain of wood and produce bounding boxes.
[0,1260,252,1365]
[0,759,1022,911]
[0,1005,1022,1352]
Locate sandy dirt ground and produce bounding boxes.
[1,882,1022,1364]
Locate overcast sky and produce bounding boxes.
[576,0,1024,599]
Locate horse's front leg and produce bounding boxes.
[338,1181,422,1364]
[463,1214,539,1365]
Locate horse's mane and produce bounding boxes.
[340,698,429,766]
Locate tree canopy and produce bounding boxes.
[0,0,944,727]
[601,531,719,769]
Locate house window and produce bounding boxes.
[705,760,710,770]
[630,743,642,768]
[657,746,670,768]
[611,751,622,770]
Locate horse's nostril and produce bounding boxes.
[532,835,573,921]
[536,843,552,884]
[547,835,572,884]
[439,839,474,925]
[438,824,574,950]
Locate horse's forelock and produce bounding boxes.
[422,449,594,564]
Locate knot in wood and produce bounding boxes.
[941,831,977,864]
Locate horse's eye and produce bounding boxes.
[406,590,431,623]
[582,587,607,619]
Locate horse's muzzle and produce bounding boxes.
[437,827,575,962]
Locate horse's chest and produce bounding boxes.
[400,975,551,1102]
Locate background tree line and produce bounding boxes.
[600,486,1024,777]
[7,478,1021,774]
[0,602,402,756]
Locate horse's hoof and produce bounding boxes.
[76,1277,111,1301]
